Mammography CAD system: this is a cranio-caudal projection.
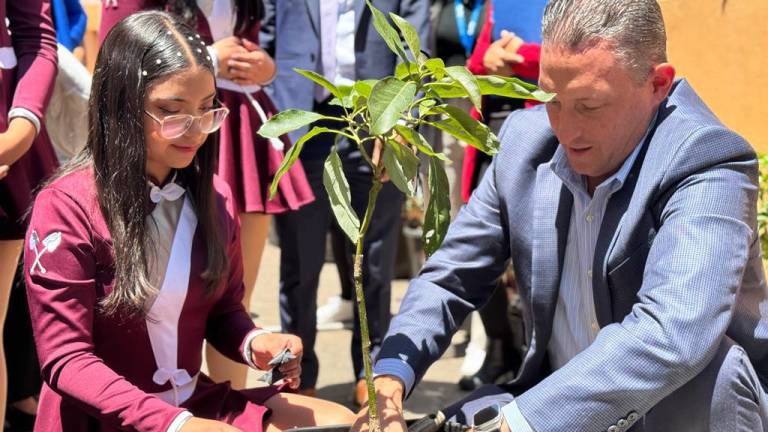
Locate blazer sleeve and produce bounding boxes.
[25,188,185,432]
[376,120,514,390]
[7,0,58,120]
[204,185,258,364]
[514,126,760,431]
[98,0,163,44]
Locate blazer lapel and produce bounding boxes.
[592,118,657,326]
[305,0,321,36]
[355,0,367,30]
[530,166,572,354]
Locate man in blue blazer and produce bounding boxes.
[260,0,430,402]
[358,0,768,431]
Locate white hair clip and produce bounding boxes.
[156,59,162,64]
[142,70,148,76]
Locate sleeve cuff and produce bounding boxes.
[8,107,41,135]
[501,400,536,432]
[242,328,272,369]
[373,358,416,397]
[166,411,193,432]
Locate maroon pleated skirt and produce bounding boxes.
[217,88,314,215]
[182,375,284,430]
[0,126,58,240]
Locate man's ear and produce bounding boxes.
[650,63,676,103]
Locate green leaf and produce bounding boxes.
[423,58,446,80]
[368,77,417,135]
[323,148,360,244]
[444,66,482,112]
[366,0,408,62]
[258,109,328,138]
[394,124,449,162]
[354,80,377,99]
[382,140,417,196]
[269,127,336,198]
[424,81,468,99]
[293,68,343,100]
[476,75,556,103]
[431,105,499,155]
[423,158,451,256]
[395,62,419,80]
[329,85,354,108]
[389,13,422,63]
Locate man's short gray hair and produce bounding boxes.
[542,0,667,79]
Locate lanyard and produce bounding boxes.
[454,0,483,56]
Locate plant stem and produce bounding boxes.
[354,179,383,432]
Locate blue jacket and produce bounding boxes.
[377,79,768,431]
[51,0,87,50]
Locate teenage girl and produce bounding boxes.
[99,0,315,389]
[25,11,352,431]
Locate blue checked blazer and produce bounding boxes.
[376,79,768,431]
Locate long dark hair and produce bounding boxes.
[167,0,263,35]
[55,11,227,318]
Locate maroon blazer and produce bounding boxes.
[24,169,261,431]
[99,0,260,47]
[0,0,59,239]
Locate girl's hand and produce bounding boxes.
[180,417,242,431]
[211,36,248,80]
[250,333,303,389]
[0,117,37,167]
[482,31,525,77]
[226,38,276,86]
[0,165,9,180]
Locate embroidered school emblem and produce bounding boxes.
[29,230,62,275]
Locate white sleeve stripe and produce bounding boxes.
[166,411,194,432]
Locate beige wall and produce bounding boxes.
[659,0,768,152]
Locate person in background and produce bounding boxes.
[261,0,431,406]
[24,12,354,431]
[100,0,315,390]
[355,0,768,431]
[0,0,59,429]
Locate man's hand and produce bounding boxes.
[179,417,242,431]
[226,38,276,86]
[211,36,248,80]
[249,333,303,389]
[0,117,37,167]
[499,418,511,432]
[351,376,407,432]
[482,31,525,77]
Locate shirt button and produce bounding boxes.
[586,213,594,222]
[618,419,628,428]
[628,412,639,422]
[587,269,593,278]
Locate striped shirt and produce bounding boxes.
[547,135,646,370]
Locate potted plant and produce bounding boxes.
[259,3,553,430]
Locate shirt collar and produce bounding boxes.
[551,111,657,197]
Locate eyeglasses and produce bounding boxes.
[144,106,230,139]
